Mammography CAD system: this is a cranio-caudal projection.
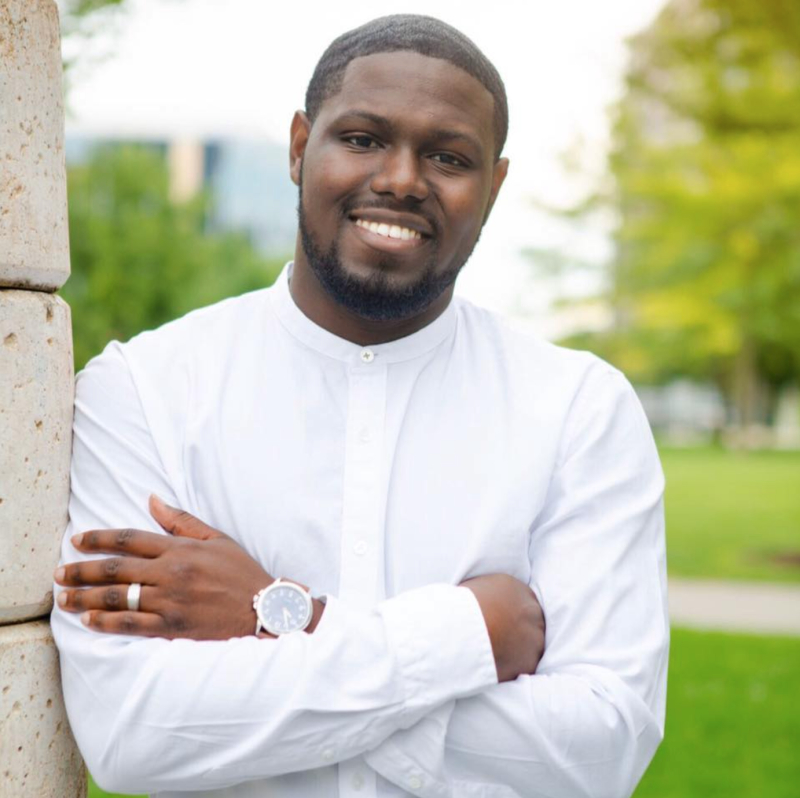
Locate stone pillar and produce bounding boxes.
[0,0,85,794]
[0,621,85,795]
[0,0,70,290]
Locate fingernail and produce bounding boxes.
[57,592,67,607]
[80,612,91,626]
[150,494,167,510]
[71,533,83,547]
[54,566,65,582]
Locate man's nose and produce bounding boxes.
[370,147,429,202]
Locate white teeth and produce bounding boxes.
[354,218,422,240]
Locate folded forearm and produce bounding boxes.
[366,666,664,798]
[52,582,496,794]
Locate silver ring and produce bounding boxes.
[127,583,142,612]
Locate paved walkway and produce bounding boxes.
[668,577,800,636]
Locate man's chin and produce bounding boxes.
[335,257,426,292]
[312,262,439,322]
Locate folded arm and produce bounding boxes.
[365,366,669,798]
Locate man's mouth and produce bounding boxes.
[353,218,423,241]
[346,210,434,254]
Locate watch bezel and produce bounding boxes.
[253,579,313,636]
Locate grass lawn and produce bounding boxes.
[88,778,134,798]
[635,627,800,798]
[659,446,800,583]
[89,628,800,798]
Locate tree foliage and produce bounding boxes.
[552,0,800,425]
[63,144,285,370]
[60,0,129,59]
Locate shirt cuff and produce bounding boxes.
[378,584,498,721]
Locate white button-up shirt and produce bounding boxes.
[52,264,668,798]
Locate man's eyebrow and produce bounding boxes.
[427,128,483,153]
[334,110,392,129]
[334,110,483,153]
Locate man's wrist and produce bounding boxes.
[307,596,326,633]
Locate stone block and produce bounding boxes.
[0,0,70,291]
[0,620,86,797]
[0,290,73,623]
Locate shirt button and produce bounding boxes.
[360,348,375,363]
[352,771,365,790]
[409,774,423,790]
[358,427,371,444]
[353,540,368,556]
[321,748,334,762]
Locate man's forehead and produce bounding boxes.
[320,50,496,145]
[337,50,491,102]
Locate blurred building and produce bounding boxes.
[65,134,298,256]
[635,379,800,448]
[635,380,726,444]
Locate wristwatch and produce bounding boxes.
[252,578,315,636]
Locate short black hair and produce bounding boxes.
[305,14,508,161]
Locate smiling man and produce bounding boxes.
[51,15,668,798]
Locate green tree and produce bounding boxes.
[63,144,285,369]
[542,0,800,426]
[60,0,129,78]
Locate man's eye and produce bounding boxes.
[431,153,467,168]
[344,135,379,149]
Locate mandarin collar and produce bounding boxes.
[269,262,458,365]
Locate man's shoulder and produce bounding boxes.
[76,287,275,415]
[130,287,271,359]
[454,296,621,387]
[88,287,271,373]
[454,299,648,454]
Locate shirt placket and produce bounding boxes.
[338,347,387,798]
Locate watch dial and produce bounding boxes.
[258,584,311,634]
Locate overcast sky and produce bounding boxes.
[61,0,667,335]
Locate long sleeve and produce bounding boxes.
[365,366,668,798]
[50,343,498,795]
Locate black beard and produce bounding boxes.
[297,175,474,323]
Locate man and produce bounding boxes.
[52,14,668,798]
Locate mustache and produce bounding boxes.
[341,198,439,238]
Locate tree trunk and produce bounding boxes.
[731,337,771,441]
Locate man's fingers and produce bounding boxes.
[57,585,156,613]
[59,588,191,638]
[55,557,151,587]
[71,527,171,558]
[149,494,228,541]
[80,610,168,638]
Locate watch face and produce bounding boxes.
[257,583,312,635]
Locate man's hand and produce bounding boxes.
[460,574,545,683]
[54,496,276,640]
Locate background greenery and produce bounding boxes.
[63,144,284,370]
[532,0,800,428]
[661,447,800,583]
[635,628,800,798]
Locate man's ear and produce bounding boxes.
[289,110,311,187]
[483,156,509,225]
